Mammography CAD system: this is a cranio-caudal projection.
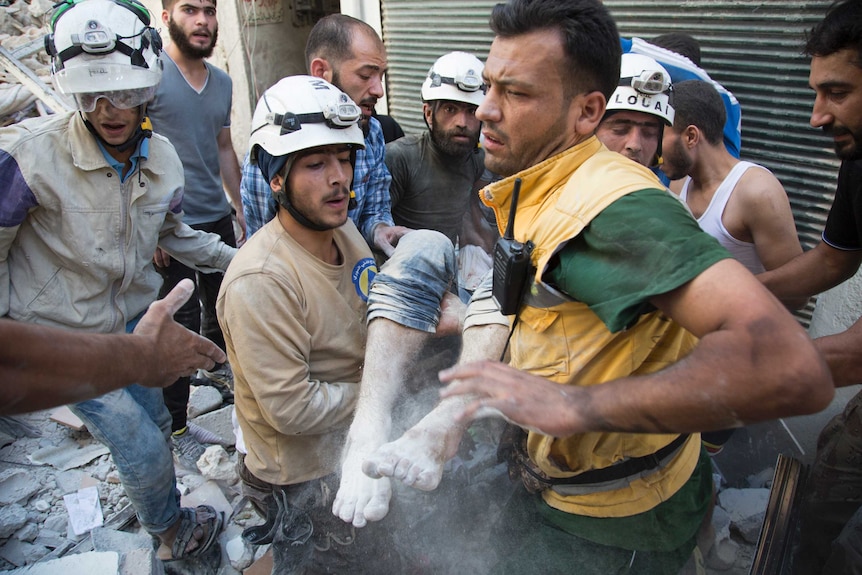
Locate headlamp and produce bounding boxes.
[623,70,672,95]
[71,21,116,54]
[429,69,487,94]
[263,93,362,135]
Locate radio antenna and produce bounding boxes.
[502,178,522,241]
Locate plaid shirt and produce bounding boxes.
[240,116,394,245]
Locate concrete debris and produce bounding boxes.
[4,550,119,575]
[181,480,233,520]
[190,405,236,447]
[187,386,224,419]
[91,527,152,554]
[120,547,165,575]
[0,468,43,505]
[0,504,28,539]
[29,438,109,470]
[54,469,98,495]
[197,445,238,484]
[717,487,771,544]
[49,407,86,431]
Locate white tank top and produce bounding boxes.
[679,161,766,274]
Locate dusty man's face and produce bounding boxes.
[596,111,662,167]
[809,49,862,160]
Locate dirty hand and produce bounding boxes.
[372,224,412,258]
[134,279,226,387]
[439,360,582,438]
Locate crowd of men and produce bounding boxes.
[2,0,862,573]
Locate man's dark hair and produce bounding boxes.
[488,0,621,100]
[672,80,725,146]
[805,0,862,68]
[651,32,701,66]
[305,14,380,71]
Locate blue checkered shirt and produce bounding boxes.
[240,116,394,245]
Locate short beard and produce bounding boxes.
[830,127,862,160]
[429,115,479,158]
[168,17,217,60]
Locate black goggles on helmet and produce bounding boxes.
[428,70,487,94]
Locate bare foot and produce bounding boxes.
[363,407,467,492]
[332,435,392,528]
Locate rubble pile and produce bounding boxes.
[0,0,55,125]
[0,378,772,575]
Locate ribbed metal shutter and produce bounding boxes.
[381,1,495,134]
[381,1,838,323]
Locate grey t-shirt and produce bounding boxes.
[148,53,233,225]
[385,131,485,244]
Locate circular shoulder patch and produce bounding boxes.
[351,257,378,302]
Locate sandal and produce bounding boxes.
[157,505,225,561]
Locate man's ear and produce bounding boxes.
[422,102,433,126]
[309,58,333,83]
[573,91,607,136]
[684,125,700,148]
[270,174,284,194]
[161,8,169,26]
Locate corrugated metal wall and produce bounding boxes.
[381,1,839,322]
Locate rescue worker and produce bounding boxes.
[0,0,235,563]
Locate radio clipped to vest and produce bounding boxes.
[492,178,534,315]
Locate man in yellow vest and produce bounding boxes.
[351,0,834,572]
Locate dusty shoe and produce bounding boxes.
[197,363,234,403]
[172,428,206,471]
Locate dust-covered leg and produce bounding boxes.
[333,319,427,527]
[363,322,509,491]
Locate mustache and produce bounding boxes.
[322,186,351,203]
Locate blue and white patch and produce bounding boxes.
[352,257,378,302]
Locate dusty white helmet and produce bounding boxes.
[249,75,365,163]
[47,0,162,110]
[421,51,486,107]
[607,53,674,125]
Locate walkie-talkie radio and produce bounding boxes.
[492,178,534,315]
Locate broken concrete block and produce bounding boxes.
[91,526,152,554]
[706,536,740,571]
[718,487,770,544]
[29,438,108,471]
[33,528,67,550]
[0,504,28,538]
[225,534,253,572]
[0,468,42,505]
[32,500,50,513]
[120,547,165,575]
[55,469,98,495]
[181,480,232,520]
[0,538,49,567]
[42,513,68,533]
[49,406,86,431]
[198,446,238,484]
[191,406,235,447]
[4,550,119,575]
[188,386,224,419]
[13,522,38,543]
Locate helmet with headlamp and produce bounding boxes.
[249,75,365,226]
[607,53,674,126]
[46,0,163,113]
[421,51,486,107]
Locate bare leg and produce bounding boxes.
[332,319,428,527]
[363,323,509,491]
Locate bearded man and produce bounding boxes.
[147,0,245,467]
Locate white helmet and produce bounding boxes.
[47,0,162,110]
[249,75,365,164]
[607,53,674,125]
[421,51,486,107]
